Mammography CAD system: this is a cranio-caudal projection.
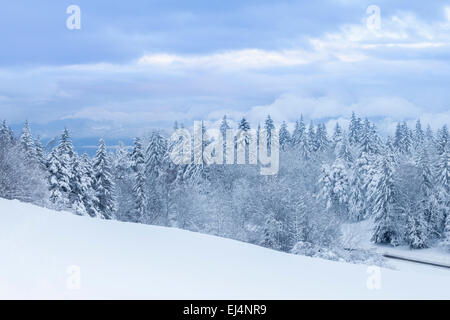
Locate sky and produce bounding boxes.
[0,0,449,140]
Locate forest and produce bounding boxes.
[0,112,448,263]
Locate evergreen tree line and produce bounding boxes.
[0,112,448,255]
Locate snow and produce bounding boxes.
[342,218,450,276]
[1,198,449,299]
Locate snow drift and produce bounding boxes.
[0,198,449,299]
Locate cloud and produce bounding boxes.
[0,3,449,138]
[308,10,450,62]
[137,49,319,70]
[239,94,421,125]
[203,93,442,135]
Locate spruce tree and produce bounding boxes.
[0,120,15,145]
[47,148,70,209]
[319,160,349,218]
[436,125,449,156]
[335,134,353,165]
[131,138,147,222]
[279,121,290,151]
[348,159,367,222]
[416,145,441,238]
[69,155,89,216]
[442,214,450,251]
[307,121,317,152]
[145,132,168,180]
[414,119,424,148]
[92,139,116,219]
[360,119,380,154]
[348,112,362,145]
[291,115,305,147]
[406,211,428,249]
[34,136,47,170]
[79,153,100,218]
[315,123,329,152]
[220,115,231,162]
[19,121,36,161]
[238,117,250,132]
[371,151,401,245]
[332,123,343,149]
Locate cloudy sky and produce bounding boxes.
[0,0,449,139]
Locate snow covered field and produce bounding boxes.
[0,198,449,299]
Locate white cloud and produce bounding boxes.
[237,94,421,125]
[200,93,446,135]
[1,6,449,137]
[138,49,319,70]
[63,107,189,123]
[309,10,450,61]
[445,7,450,21]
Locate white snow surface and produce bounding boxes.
[0,198,449,299]
[342,218,450,275]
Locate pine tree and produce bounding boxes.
[436,144,449,193]
[435,141,449,240]
[385,136,396,153]
[79,154,100,218]
[262,211,283,251]
[319,160,349,218]
[371,151,401,246]
[264,115,275,138]
[131,138,147,222]
[58,128,75,160]
[402,122,412,154]
[264,115,275,152]
[291,115,306,147]
[332,123,343,149]
[19,121,36,161]
[414,119,424,148]
[131,138,145,173]
[69,155,89,216]
[113,141,131,180]
[238,117,250,132]
[360,118,379,154]
[307,121,317,152]
[0,120,15,145]
[220,115,231,137]
[279,121,290,151]
[315,123,329,152]
[47,148,70,209]
[415,145,441,238]
[92,139,116,219]
[436,125,449,156]
[406,211,428,249]
[236,118,252,163]
[335,134,353,165]
[220,115,231,162]
[46,128,76,208]
[442,214,450,251]
[425,125,434,146]
[145,132,168,180]
[348,112,362,145]
[34,136,47,170]
[394,122,412,154]
[348,158,367,222]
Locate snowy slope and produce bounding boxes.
[0,198,449,299]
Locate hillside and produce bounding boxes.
[0,198,449,299]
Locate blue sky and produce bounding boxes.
[0,0,449,139]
